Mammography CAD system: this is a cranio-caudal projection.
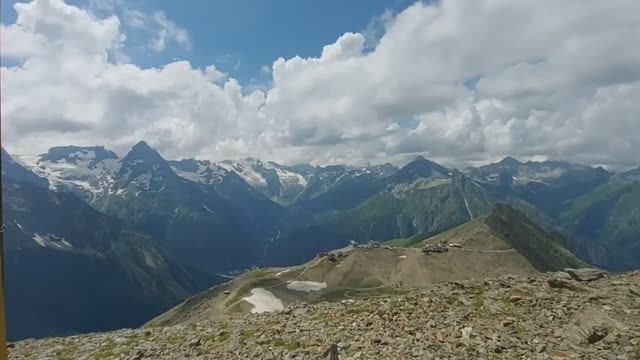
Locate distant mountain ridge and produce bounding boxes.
[12,146,638,269]
[4,143,640,340]
[11,146,639,272]
[39,145,118,165]
[464,156,612,215]
[1,151,215,340]
[16,144,398,206]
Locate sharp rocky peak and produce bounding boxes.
[119,141,175,177]
[497,156,522,167]
[403,156,449,174]
[390,156,450,183]
[123,141,166,163]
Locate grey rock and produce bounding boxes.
[7,272,640,360]
[547,278,586,292]
[565,268,607,282]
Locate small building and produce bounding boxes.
[422,244,449,254]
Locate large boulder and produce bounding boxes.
[565,268,607,282]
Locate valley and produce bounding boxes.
[2,142,639,342]
[147,204,585,326]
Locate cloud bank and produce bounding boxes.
[2,0,640,167]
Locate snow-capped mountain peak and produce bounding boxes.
[114,141,183,193]
[216,158,308,204]
[16,146,121,199]
[464,158,611,187]
[170,159,228,186]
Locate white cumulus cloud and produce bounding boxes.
[2,0,640,168]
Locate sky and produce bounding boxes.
[1,0,640,168]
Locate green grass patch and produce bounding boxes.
[355,278,384,288]
[53,342,79,360]
[272,338,303,351]
[445,296,459,306]
[240,329,256,341]
[346,307,369,315]
[94,338,117,359]
[472,290,485,309]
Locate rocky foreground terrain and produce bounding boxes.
[10,269,640,359]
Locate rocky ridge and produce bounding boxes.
[9,270,640,359]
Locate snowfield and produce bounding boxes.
[218,159,268,188]
[242,288,284,314]
[16,153,121,196]
[171,161,226,185]
[32,233,73,249]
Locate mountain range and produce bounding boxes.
[3,141,639,340]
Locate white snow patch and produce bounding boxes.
[275,269,291,277]
[202,204,215,214]
[274,167,307,188]
[102,158,122,173]
[32,233,72,249]
[172,161,227,186]
[172,167,202,182]
[218,160,267,187]
[512,168,566,185]
[242,288,284,314]
[286,281,327,292]
[68,150,96,161]
[16,154,121,197]
[33,233,47,247]
[464,196,473,219]
[133,173,152,190]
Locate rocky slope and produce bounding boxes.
[266,157,496,265]
[559,170,640,271]
[9,270,640,359]
[2,151,214,340]
[145,205,585,328]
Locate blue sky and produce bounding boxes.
[2,0,415,84]
[141,0,415,84]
